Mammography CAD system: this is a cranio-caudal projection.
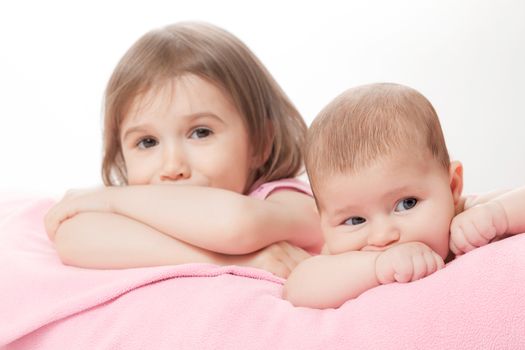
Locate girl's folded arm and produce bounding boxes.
[53,211,309,278]
[53,212,233,269]
[91,185,322,255]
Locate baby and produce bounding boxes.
[284,83,525,308]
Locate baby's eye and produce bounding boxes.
[395,197,418,212]
[190,127,213,139]
[344,216,366,226]
[137,137,158,149]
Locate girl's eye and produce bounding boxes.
[395,197,418,212]
[344,216,366,226]
[137,137,158,149]
[190,127,213,139]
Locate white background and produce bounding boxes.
[1,0,523,198]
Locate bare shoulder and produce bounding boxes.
[263,188,322,249]
[264,188,319,218]
[265,188,316,207]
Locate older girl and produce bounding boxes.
[45,22,323,278]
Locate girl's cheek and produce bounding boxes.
[125,163,145,185]
[128,168,150,185]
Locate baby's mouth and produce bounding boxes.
[360,244,397,252]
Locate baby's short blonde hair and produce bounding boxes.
[306,83,450,205]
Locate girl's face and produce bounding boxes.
[120,74,254,193]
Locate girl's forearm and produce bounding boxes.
[104,185,318,255]
[54,211,238,269]
[104,185,251,254]
[283,251,380,309]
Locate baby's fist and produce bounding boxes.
[375,242,444,284]
[450,201,508,256]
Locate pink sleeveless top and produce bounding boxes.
[248,178,313,199]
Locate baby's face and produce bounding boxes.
[317,153,457,259]
[119,74,254,193]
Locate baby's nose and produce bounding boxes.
[367,222,400,248]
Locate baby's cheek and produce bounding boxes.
[325,230,360,255]
[430,222,452,259]
[320,230,337,254]
[414,208,450,259]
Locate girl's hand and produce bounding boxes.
[375,242,444,284]
[449,200,509,256]
[44,187,114,241]
[239,241,311,279]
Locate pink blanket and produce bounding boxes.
[1,195,524,349]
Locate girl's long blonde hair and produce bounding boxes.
[102,22,306,191]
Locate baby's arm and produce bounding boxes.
[53,212,309,278]
[284,242,443,308]
[450,186,525,255]
[284,251,380,309]
[46,185,322,255]
[494,186,525,233]
[463,189,511,210]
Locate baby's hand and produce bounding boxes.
[44,187,114,241]
[242,241,311,279]
[375,242,444,284]
[450,201,508,256]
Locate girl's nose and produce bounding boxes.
[159,147,190,182]
[367,220,400,248]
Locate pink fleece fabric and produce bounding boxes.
[1,195,524,349]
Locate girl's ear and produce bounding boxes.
[449,160,463,206]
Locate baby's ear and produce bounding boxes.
[449,161,463,206]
